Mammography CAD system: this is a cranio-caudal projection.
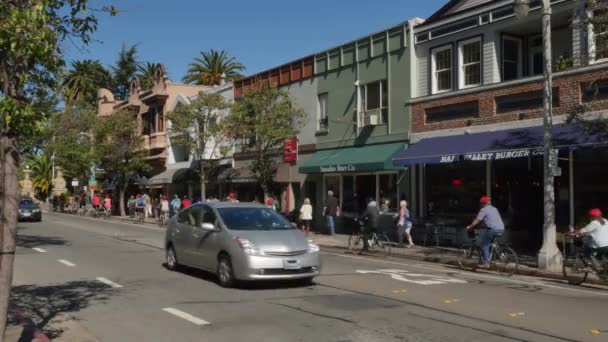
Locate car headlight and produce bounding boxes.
[308,240,320,253]
[235,238,262,256]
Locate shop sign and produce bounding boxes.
[320,164,356,173]
[71,180,79,187]
[439,149,544,164]
[283,137,298,163]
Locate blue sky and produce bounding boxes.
[66,0,447,82]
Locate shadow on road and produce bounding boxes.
[9,280,114,340]
[16,226,70,249]
[167,263,315,291]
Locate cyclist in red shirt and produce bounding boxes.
[181,196,192,209]
[92,192,101,209]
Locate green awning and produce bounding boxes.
[299,142,406,174]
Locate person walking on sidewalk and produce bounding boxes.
[300,198,313,234]
[144,193,152,218]
[466,196,504,268]
[397,200,414,248]
[170,195,181,217]
[323,190,340,235]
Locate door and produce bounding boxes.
[173,208,196,266]
[192,205,221,271]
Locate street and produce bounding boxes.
[10,213,608,342]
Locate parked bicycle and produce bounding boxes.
[562,233,608,285]
[458,229,519,276]
[348,218,392,256]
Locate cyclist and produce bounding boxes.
[466,196,505,268]
[79,191,87,214]
[127,195,136,217]
[135,194,146,221]
[360,198,380,254]
[91,192,101,212]
[573,208,608,266]
[103,193,112,216]
[170,194,181,217]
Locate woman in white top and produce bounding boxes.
[300,198,313,234]
[397,200,414,248]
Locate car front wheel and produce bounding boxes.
[217,255,236,288]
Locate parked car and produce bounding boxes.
[18,199,42,222]
[165,202,320,287]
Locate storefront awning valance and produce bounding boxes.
[147,167,186,186]
[299,142,406,174]
[392,123,608,166]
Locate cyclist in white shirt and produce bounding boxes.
[576,208,608,251]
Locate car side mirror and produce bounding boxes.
[200,223,216,231]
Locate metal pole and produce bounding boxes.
[569,150,574,227]
[537,0,563,271]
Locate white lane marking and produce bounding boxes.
[96,277,123,288]
[321,252,608,296]
[356,269,467,285]
[162,308,210,326]
[32,248,46,253]
[58,259,76,267]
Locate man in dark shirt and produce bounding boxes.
[323,190,340,235]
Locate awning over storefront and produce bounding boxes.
[147,167,191,186]
[299,142,406,174]
[393,123,608,166]
[217,166,256,183]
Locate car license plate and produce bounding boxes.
[283,259,301,269]
[22,212,31,217]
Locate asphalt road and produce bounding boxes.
[11,212,608,342]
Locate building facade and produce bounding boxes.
[393,0,608,251]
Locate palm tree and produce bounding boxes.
[137,62,157,90]
[112,44,140,100]
[28,154,53,199]
[182,49,245,86]
[63,60,113,105]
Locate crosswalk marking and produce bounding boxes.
[163,308,210,326]
[356,269,467,285]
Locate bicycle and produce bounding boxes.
[458,229,519,276]
[158,210,169,226]
[103,207,111,220]
[348,218,392,256]
[562,233,608,285]
[134,207,145,224]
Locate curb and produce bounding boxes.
[316,242,606,286]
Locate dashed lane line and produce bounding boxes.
[96,277,123,288]
[58,259,76,267]
[162,308,210,326]
[32,248,46,253]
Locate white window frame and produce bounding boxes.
[431,44,453,94]
[501,36,523,81]
[589,10,608,63]
[528,35,544,76]
[317,93,328,131]
[458,37,482,89]
[363,80,388,124]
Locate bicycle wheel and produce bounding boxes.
[348,233,361,251]
[563,254,589,285]
[458,247,480,272]
[377,234,392,256]
[491,245,518,276]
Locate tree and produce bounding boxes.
[225,82,306,198]
[182,49,245,86]
[47,102,98,184]
[63,59,113,105]
[0,0,116,334]
[169,92,232,201]
[137,62,157,90]
[112,44,140,100]
[94,109,149,216]
[28,154,53,199]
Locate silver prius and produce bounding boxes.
[164,202,320,287]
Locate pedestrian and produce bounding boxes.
[466,196,505,268]
[227,192,238,203]
[300,198,313,234]
[161,195,170,218]
[144,193,152,218]
[103,193,112,215]
[170,194,181,217]
[127,195,135,217]
[181,196,192,209]
[323,190,340,235]
[396,200,414,248]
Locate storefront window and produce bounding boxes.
[574,149,608,225]
[379,173,398,211]
[342,175,357,213]
[356,175,376,212]
[425,162,485,218]
[325,175,340,206]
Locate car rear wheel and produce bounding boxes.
[166,246,179,271]
[217,255,236,288]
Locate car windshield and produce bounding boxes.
[20,201,38,209]
[217,207,294,231]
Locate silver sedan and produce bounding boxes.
[164,202,320,287]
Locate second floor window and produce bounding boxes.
[459,38,481,88]
[594,13,608,61]
[317,93,328,130]
[432,45,453,93]
[363,80,388,124]
[502,36,522,81]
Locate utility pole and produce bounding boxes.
[514,0,563,272]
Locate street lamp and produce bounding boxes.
[513,0,563,272]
